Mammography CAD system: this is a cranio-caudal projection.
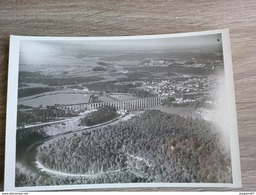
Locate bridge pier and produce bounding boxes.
[57,96,170,112]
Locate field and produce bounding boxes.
[109,93,136,101]
[150,105,202,119]
[18,93,90,107]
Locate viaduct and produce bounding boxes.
[57,96,167,112]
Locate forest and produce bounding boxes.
[80,106,117,126]
[91,66,107,71]
[18,87,55,98]
[16,127,49,160]
[84,81,154,98]
[17,106,77,127]
[124,65,220,77]
[15,110,233,187]
[18,71,104,86]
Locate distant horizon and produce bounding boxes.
[19,34,222,66]
[19,48,223,67]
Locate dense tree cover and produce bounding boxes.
[16,127,49,159]
[17,106,76,126]
[18,104,32,109]
[19,71,104,86]
[118,71,153,82]
[80,106,117,126]
[37,76,104,86]
[18,87,55,98]
[15,162,140,187]
[84,81,155,98]
[97,62,112,66]
[84,81,134,93]
[91,66,107,71]
[129,88,155,98]
[125,65,220,77]
[19,71,42,81]
[34,110,231,185]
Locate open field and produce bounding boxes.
[150,105,202,119]
[18,93,90,107]
[109,93,136,101]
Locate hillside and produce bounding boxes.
[30,110,232,185]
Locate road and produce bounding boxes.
[21,112,140,177]
[42,112,138,145]
[21,110,96,129]
[35,160,121,178]
[23,118,71,129]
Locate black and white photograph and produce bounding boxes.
[4,30,241,191]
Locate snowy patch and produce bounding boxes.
[126,153,152,167]
[35,160,120,178]
[196,108,216,122]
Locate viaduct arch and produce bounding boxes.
[57,96,167,112]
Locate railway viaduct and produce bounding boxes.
[57,96,167,112]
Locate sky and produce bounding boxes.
[19,34,223,65]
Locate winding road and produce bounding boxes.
[21,112,140,178]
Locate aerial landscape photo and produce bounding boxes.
[15,34,232,187]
